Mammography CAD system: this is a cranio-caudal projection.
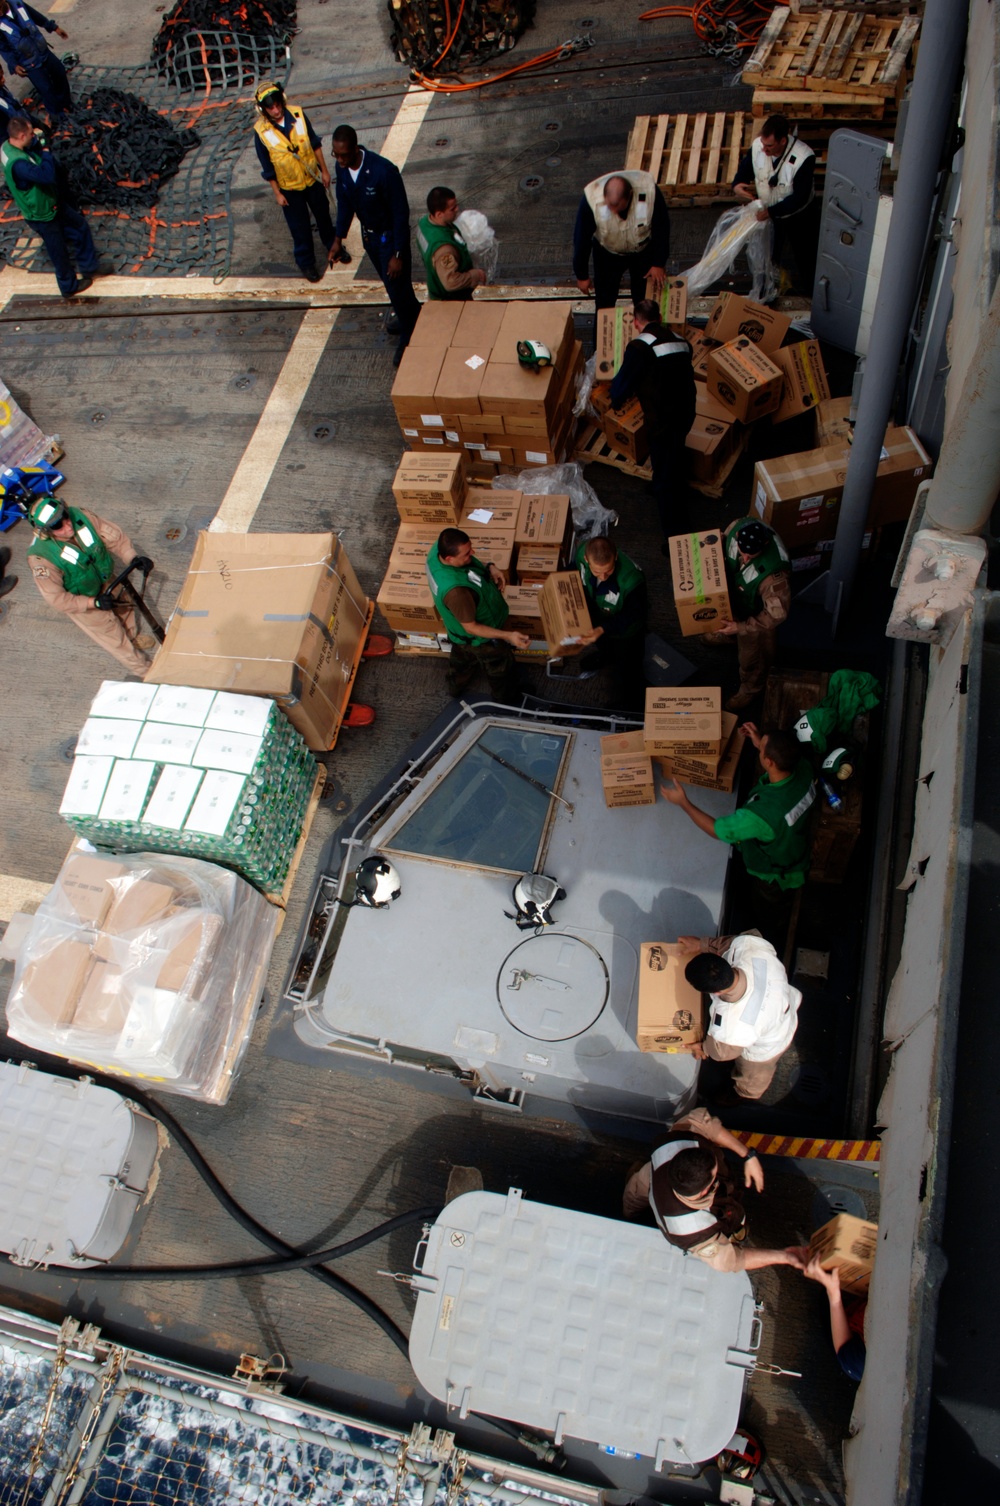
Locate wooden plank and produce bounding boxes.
[881,14,920,83]
[751,87,887,120]
[624,115,648,172]
[797,9,836,77]
[666,113,687,188]
[686,113,707,184]
[743,5,791,74]
[705,112,725,187]
[265,766,327,922]
[574,423,653,481]
[649,113,670,182]
[825,11,864,76]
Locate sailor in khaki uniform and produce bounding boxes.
[572,170,670,313]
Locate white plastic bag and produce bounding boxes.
[685,202,777,303]
[455,209,499,283]
[493,461,617,540]
[573,352,600,419]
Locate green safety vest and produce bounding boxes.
[725,517,790,620]
[1,139,57,222]
[739,758,816,886]
[416,215,473,300]
[426,545,509,646]
[575,542,644,635]
[29,505,114,599]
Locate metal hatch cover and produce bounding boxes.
[409,1190,757,1466]
[498,933,609,1041]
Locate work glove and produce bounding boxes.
[94,593,116,610]
[130,555,154,574]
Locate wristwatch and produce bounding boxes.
[743,1151,759,1162]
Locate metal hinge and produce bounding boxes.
[232,1352,289,1392]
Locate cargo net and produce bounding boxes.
[388,0,537,73]
[151,1,298,87]
[0,40,289,279]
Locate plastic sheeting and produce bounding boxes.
[685,202,778,305]
[5,847,277,1104]
[455,210,499,283]
[493,460,616,539]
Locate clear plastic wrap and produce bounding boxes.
[5,846,278,1104]
[492,461,617,540]
[455,210,499,283]
[573,352,599,419]
[685,203,778,304]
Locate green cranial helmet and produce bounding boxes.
[29,495,68,532]
[516,339,552,370]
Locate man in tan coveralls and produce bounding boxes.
[704,518,792,713]
[27,495,154,673]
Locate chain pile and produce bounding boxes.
[152,0,298,81]
[388,0,536,74]
[43,87,198,209]
[640,0,779,63]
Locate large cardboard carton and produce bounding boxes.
[463,440,515,465]
[668,530,731,636]
[868,426,933,526]
[480,360,559,425]
[644,688,723,755]
[655,713,741,790]
[147,532,371,751]
[391,342,447,420]
[599,730,655,809]
[645,273,688,327]
[454,300,506,349]
[377,566,443,632]
[809,1213,878,1295]
[636,942,707,1052]
[603,396,649,465]
[595,305,635,380]
[461,491,521,533]
[407,301,463,348]
[515,493,572,556]
[57,853,129,926]
[538,571,591,655]
[516,543,563,584]
[392,453,466,523]
[491,301,574,369]
[434,347,488,415]
[685,324,721,381]
[503,583,544,632]
[706,338,783,423]
[704,293,791,353]
[770,340,831,424]
[685,413,739,486]
[512,438,567,468]
[20,939,94,1029]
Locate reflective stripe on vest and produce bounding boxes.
[636,332,689,358]
[648,1142,717,1240]
[254,108,319,192]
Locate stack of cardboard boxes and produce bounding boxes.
[391,300,585,483]
[643,687,743,793]
[378,450,579,657]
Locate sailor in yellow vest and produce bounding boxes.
[572,170,670,314]
[253,80,339,283]
[733,113,820,294]
[27,495,154,674]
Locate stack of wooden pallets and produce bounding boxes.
[626,111,841,204]
[742,6,920,122]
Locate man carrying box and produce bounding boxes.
[623,1105,802,1273]
[416,187,487,301]
[661,724,816,945]
[705,518,791,712]
[427,528,530,702]
[679,931,801,1100]
[576,536,647,709]
[609,298,696,543]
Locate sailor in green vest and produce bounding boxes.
[27,495,154,673]
[575,535,647,709]
[1,115,104,297]
[416,187,486,301]
[661,724,816,945]
[704,517,792,712]
[427,528,529,702]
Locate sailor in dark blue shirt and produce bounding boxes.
[0,62,43,139]
[328,124,420,366]
[0,2,71,116]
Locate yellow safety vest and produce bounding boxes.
[254,106,321,193]
[583,170,658,255]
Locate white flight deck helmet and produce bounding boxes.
[508,872,566,930]
[353,855,401,909]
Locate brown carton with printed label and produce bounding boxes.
[667,530,731,635]
[637,942,707,1052]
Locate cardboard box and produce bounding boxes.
[515,493,572,555]
[20,939,94,1028]
[103,879,176,936]
[156,914,222,993]
[703,293,791,353]
[395,520,441,547]
[392,451,466,507]
[808,1212,878,1296]
[595,305,635,380]
[668,530,731,636]
[480,360,559,424]
[512,439,567,468]
[655,712,740,789]
[57,853,129,926]
[434,347,487,416]
[814,395,853,448]
[490,301,574,369]
[503,583,544,631]
[770,340,831,424]
[147,532,370,752]
[454,300,506,349]
[407,301,464,348]
[517,543,563,584]
[751,445,846,548]
[463,441,515,465]
[706,338,783,423]
[603,396,649,465]
[391,342,447,420]
[636,942,707,1052]
[74,958,129,1035]
[377,561,444,631]
[685,412,740,486]
[868,426,933,526]
[645,274,688,326]
[590,382,614,418]
[538,571,591,655]
[469,531,515,573]
[644,688,723,756]
[599,730,655,809]
[461,491,520,532]
[684,324,721,381]
[695,385,733,423]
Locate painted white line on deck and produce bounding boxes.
[207,305,339,534]
[0,875,52,922]
[49,0,76,11]
[377,85,435,171]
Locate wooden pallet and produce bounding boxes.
[743,7,919,97]
[625,113,754,205]
[326,597,376,753]
[574,422,748,500]
[751,86,895,121]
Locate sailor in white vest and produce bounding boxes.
[572,169,670,314]
[732,113,820,293]
[680,931,801,1099]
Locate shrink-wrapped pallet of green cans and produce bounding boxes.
[60,681,318,895]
